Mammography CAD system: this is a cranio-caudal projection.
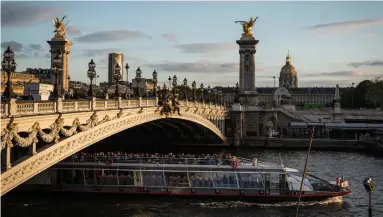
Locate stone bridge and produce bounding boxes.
[0,97,227,196]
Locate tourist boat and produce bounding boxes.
[32,155,351,203]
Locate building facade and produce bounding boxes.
[108,53,124,84]
[1,71,40,96]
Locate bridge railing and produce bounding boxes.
[1,97,226,118]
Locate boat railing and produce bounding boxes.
[63,155,234,166]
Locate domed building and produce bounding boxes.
[279,52,298,88]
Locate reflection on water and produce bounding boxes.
[2,149,383,217]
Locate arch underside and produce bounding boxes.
[0,111,225,196]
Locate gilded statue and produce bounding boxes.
[52,16,69,38]
[235,17,258,38]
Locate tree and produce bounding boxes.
[365,80,383,108]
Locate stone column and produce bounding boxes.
[236,38,259,91]
[47,38,72,92]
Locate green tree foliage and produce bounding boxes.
[341,78,383,108]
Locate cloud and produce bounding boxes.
[144,61,239,73]
[29,44,43,51]
[81,48,122,57]
[306,19,383,34]
[67,26,82,36]
[161,32,176,42]
[348,60,383,68]
[1,41,23,52]
[17,54,31,59]
[175,42,236,54]
[318,71,363,77]
[1,2,60,27]
[74,30,151,43]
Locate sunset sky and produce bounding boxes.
[1,1,383,87]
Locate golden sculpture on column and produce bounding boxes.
[235,16,258,39]
[52,16,69,38]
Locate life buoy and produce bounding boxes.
[231,159,239,168]
[106,159,113,165]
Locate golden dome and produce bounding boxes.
[279,51,298,88]
[280,51,297,76]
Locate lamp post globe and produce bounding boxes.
[2,46,17,99]
[152,70,158,97]
[114,63,122,97]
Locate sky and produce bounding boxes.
[1,1,383,88]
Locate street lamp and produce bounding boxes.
[1,46,16,99]
[207,85,211,103]
[172,75,178,96]
[87,59,96,97]
[168,76,172,89]
[51,51,63,98]
[213,88,218,104]
[135,67,142,97]
[114,63,122,97]
[200,83,204,102]
[152,70,158,97]
[218,90,222,105]
[273,76,276,92]
[125,63,130,98]
[183,78,188,100]
[192,81,197,101]
[351,82,355,108]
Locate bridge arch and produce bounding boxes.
[0,110,225,195]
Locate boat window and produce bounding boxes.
[164,172,189,187]
[305,174,337,191]
[236,172,264,189]
[286,173,314,191]
[117,170,135,186]
[212,172,238,188]
[189,172,214,188]
[142,171,165,187]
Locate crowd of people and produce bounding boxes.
[59,168,265,190]
[67,152,236,165]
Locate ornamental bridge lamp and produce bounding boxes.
[200,83,204,102]
[192,81,197,101]
[152,70,158,97]
[1,46,17,99]
[135,67,142,97]
[168,76,172,89]
[172,75,178,97]
[114,63,122,97]
[183,78,188,101]
[125,63,130,98]
[207,85,211,103]
[87,59,96,97]
[51,51,63,98]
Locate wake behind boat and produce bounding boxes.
[30,153,351,203]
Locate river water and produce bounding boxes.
[2,149,382,217]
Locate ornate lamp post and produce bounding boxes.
[168,76,172,89]
[114,63,122,97]
[218,90,222,105]
[135,67,142,97]
[125,63,130,98]
[207,85,211,103]
[183,78,188,100]
[87,59,96,97]
[234,82,240,103]
[172,75,178,96]
[192,81,196,101]
[51,51,63,98]
[152,70,158,97]
[213,88,218,104]
[200,83,204,102]
[1,46,16,99]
